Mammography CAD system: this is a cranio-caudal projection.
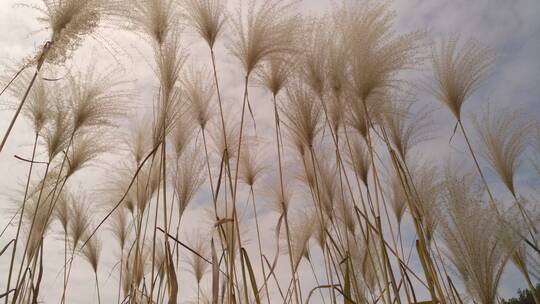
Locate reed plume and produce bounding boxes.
[80,231,102,304]
[438,170,512,304]
[42,102,73,161]
[128,117,154,162]
[183,66,215,130]
[256,56,296,97]
[383,100,432,160]
[67,64,127,133]
[21,191,55,261]
[345,1,423,103]
[2,68,53,134]
[54,192,70,234]
[427,36,495,121]
[346,135,371,186]
[287,210,315,267]
[211,116,240,161]
[0,0,124,153]
[170,114,195,160]
[281,82,322,150]
[229,0,299,75]
[316,159,338,219]
[68,196,92,251]
[265,174,295,215]
[180,0,226,49]
[36,0,124,64]
[299,18,328,97]
[65,133,108,177]
[500,203,540,304]
[174,147,206,220]
[110,208,131,252]
[409,161,440,244]
[389,171,407,225]
[472,106,532,196]
[238,140,266,187]
[185,231,211,287]
[130,0,177,44]
[81,230,102,272]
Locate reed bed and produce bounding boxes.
[0,0,539,303]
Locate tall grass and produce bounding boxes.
[0,0,539,304]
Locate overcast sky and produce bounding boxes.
[1,0,540,303]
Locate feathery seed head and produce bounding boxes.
[170,115,195,159]
[344,1,423,102]
[472,106,532,196]
[256,56,296,97]
[2,67,54,134]
[238,140,266,187]
[389,171,407,224]
[68,194,93,250]
[185,231,211,283]
[383,100,433,160]
[65,133,108,177]
[181,0,226,48]
[183,66,215,129]
[299,18,329,97]
[286,210,315,266]
[175,147,205,218]
[428,36,495,121]
[81,230,102,272]
[54,192,70,232]
[282,82,322,149]
[346,135,371,186]
[265,174,294,214]
[110,208,130,251]
[229,0,300,75]
[130,0,178,45]
[439,170,511,304]
[211,115,240,160]
[68,64,127,132]
[37,0,124,63]
[42,101,73,161]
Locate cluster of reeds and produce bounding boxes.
[0,0,539,303]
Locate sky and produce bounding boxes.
[1,0,540,303]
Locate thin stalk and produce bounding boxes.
[11,161,50,304]
[249,187,271,304]
[60,247,76,304]
[4,133,39,303]
[209,47,238,304]
[227,73,250,304]
[457,120,497,210]
[95,272,101,304]
[271,93,301,304]
[117,253,123,304]
[307,147,337,304]
[0,42,50,154]
[149,155,163,301]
